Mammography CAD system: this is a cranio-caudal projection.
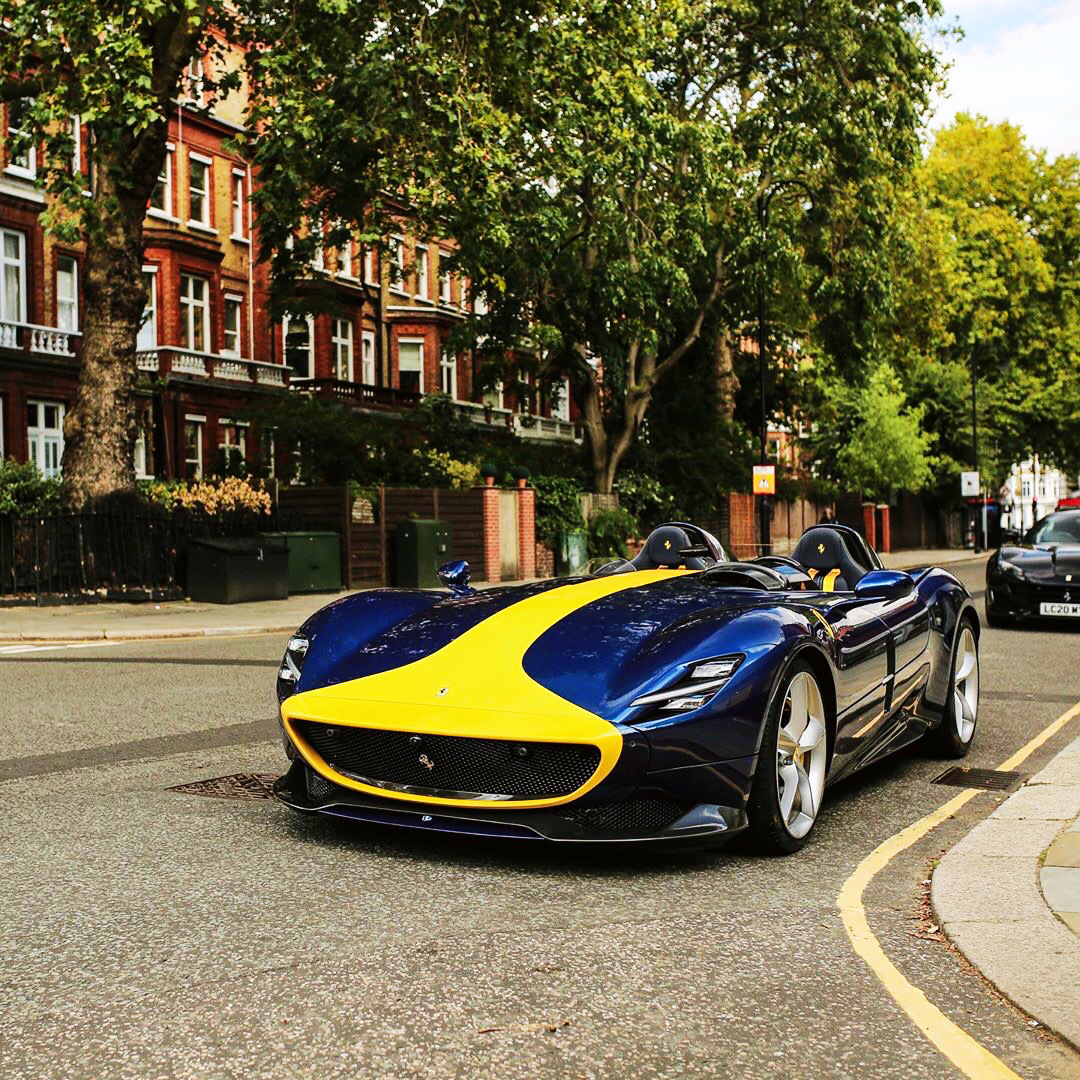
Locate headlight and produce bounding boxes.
[999,559,1025,581]
[277,634,309,698]
[631,655,743,712]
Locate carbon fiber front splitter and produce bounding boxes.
[273,759,747,847]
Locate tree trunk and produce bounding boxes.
[715,331,739,422]
[62,155,153,508]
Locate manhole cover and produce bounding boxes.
[168,773,278,800]
[932,767,1026,792]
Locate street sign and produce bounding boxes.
[753,465,776,495]
[960,471,980,496]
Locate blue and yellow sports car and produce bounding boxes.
[274,523,980,853]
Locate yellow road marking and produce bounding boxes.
[837,698,1080,1079]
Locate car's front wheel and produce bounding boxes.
[746,661,829,855]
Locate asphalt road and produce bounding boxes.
[3,557,1080,1080]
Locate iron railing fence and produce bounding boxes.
[0,507,278,602]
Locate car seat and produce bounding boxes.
[789,526,870,591]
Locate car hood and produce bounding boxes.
[289,572,807,724]
[1000,544,1080,580]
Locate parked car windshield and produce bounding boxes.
[1025,511,1080,545]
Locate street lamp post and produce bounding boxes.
[756,192,771,555]
[971,351,981,553]
[756,179,815,557]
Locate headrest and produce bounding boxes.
[793,527,860,572]
[643,525,692,568]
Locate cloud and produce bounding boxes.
[930,1,1080,158]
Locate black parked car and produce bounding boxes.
[985,509,1080,626]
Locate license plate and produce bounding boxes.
[1039,602,1080,617]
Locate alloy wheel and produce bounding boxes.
[775,671,828,839]
[953,626,979,744]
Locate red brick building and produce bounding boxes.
[0,82,580,483]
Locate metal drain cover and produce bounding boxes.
[932,767,1027,792]
[168,773,278,800]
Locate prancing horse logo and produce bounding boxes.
[664,539,672,550]
[418,754,435,770]
[1065,591,1073,604]
[818,543,826,554]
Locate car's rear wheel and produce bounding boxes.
[746,662,829,855]
[923,621,979,758]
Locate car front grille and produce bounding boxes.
[561,797,686,834]
[306,766,338,803]
[295,721,602,801]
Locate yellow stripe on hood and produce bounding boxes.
[282,569,691,808]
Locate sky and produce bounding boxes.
[929,0,1080,159]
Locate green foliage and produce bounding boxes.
[411,449,481,490]
[809,366,934,500]
[587,507,638,560]
[531,475,585,546]
[613,470,673,528]
[0,459,63,514]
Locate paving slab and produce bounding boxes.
[1041,866,1080,913]
[1046,833,1080,867]
[934,744,1080,1053]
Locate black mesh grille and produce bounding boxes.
[296,721,602,800]
[561,798,686,834]
[306,766,338,802]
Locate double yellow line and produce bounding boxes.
[837,700,1080,1078]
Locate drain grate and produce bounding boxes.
[932,767,1027,792]
[168,772,278,801]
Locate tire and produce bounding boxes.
[984,592,1013,628]
[923,621,979,758]
[746,661,830,855]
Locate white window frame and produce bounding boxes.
[337,239,354,279]
[27,400,65,478]
[219,418,248,460]
[187,152,212,229]
[389,235,407,294]
[137,266,158,351]
[134,427,152,480]
[283,315,314,380]
[183,413,205,479]
[230,170,246,240]
[552,378,572,422]
[397,337,425,395]
[0,228,27,324]
[222,293,243,357]
[148,144,174,220]
[185,55,205,105]
[361,330,376,385]
[415,244,429,300]
[6,101,36,179]
[440,346,458,400]
[332,318,354,381]
[179,273,210,352]
[439,261,453,304]
[68,115,81,174]
[364,247,378,286]
[56,255,79,332]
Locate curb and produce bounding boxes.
[932,737,1080,1051]
[0,624,296,644]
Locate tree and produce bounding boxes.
[0,0,518,505]
[809,365,934,499]
[385,1,944,493]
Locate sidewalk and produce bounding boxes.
[933,736,1080,1051]
[0,548,986,644]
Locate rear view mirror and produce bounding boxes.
[853,569,915,602]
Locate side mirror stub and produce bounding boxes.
[853,569,915,602]
[438,559,475,596]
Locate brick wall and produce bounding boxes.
[728,493,758,559]
[862,502,877,550]
[536,542,554,578]
[481,484,501,582]
[517,484,536,578]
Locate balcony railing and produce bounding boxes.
[291,378,580,441]
[136,347,288,387]
[0,320,79,357]
[289,376,423,411]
